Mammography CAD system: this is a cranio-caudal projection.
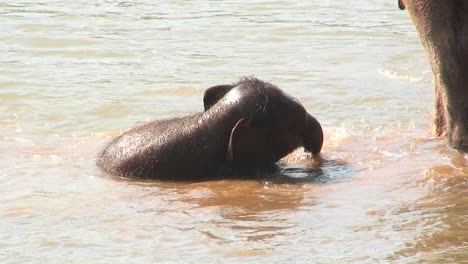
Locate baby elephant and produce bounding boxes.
[97,78,323,180]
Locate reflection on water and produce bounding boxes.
[394,162,468,263]
[1,0,468,263]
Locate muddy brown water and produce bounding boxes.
[1,1,467,263]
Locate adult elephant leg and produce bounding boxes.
[402,0,468,150]
[432,81,447,137]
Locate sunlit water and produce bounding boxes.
[1,1,467,263]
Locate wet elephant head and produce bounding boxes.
[203,78,323,167]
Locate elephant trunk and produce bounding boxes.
[302,114,324,155]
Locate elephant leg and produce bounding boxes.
[403,0,468,150]
[432,81,447,137]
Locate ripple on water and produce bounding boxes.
[1,0,467,263]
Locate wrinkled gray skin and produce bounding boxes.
[399,0,468,151]
[97,78,323,181]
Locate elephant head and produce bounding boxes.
[203,78,323,167]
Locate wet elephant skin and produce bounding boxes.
[97,78,323,181]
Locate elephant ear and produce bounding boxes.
[227,118,274,166]
[203,84,234,111]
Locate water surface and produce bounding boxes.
[1,1,467,263]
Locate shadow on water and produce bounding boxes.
[102,154,358,230]
[109,154,358,186]
[266,156,357,184]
